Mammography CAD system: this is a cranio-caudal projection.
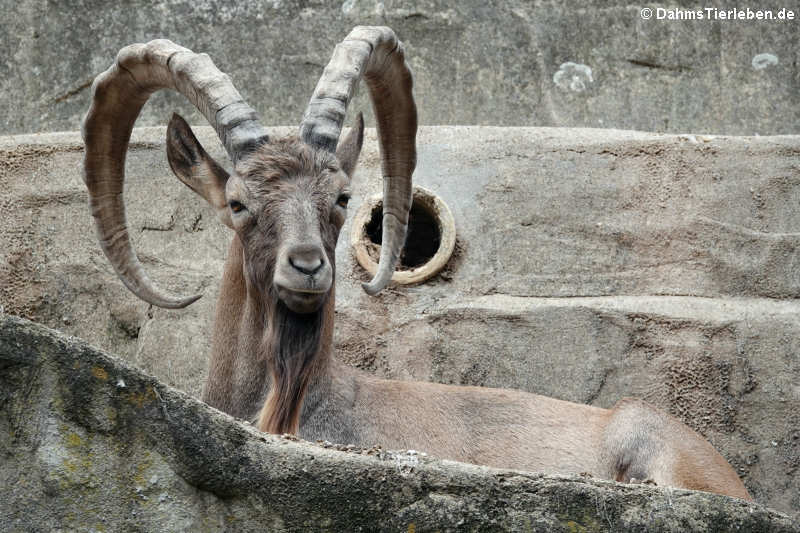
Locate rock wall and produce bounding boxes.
[1,126,799,518]
[1,0,798,135]
[2,315,797,532]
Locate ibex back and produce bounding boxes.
[82,27,751,500]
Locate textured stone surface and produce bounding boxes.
[1,126,799,517]
[2,315,797,532]
[2,1,798,135]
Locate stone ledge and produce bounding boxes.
[1,315,796,532]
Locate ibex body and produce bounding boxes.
[83,27,751,501]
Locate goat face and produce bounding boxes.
[166,113,365,314]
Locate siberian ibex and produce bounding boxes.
[83,27,750,500]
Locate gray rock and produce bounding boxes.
[2,127,800,516]
[1,1,798,135]
[1,315,797,532]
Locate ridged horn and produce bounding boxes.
[300,26,417,295]
[82,39,269,308]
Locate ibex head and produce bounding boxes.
[83,27,417,312]
[165,114,363,314]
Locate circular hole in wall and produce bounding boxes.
[351,186,456,286]
[364,200,442,269]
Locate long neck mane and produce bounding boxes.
[257,291,334,434]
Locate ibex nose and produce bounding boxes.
[288,246,325,276]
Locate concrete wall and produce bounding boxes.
[2,0,798,135]
[1,126,799,517]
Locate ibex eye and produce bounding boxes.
[229,200,245,213]
[336,194,350,208]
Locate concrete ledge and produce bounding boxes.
[1,315,797,532]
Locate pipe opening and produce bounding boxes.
[365,200,442,270]
[351,186,456,286]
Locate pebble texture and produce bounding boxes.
[1,126,799,518]
[1,315,798,532]
[1,1,798,135]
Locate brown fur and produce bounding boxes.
[167,121,752,501]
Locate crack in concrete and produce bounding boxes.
[626,59,692,72]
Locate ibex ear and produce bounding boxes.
[166,113,233,228]
[335,112,364,178]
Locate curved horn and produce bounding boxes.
[300,26,417,295]
[82,39,269,308]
